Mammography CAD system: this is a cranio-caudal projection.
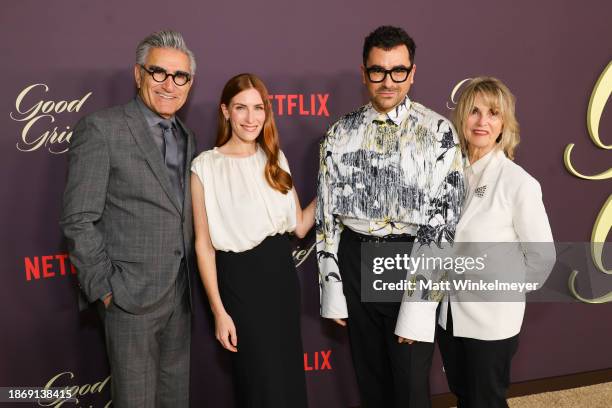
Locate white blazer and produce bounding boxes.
[395,149,556,341]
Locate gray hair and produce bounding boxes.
[135,30,196,74]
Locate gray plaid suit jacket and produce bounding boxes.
[61,98,196,314]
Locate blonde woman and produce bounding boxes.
[396,77,555,407]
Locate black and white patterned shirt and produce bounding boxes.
[316,97,465,318]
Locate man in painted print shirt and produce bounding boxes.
[316,26,464,407]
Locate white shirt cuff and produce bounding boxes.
[320,281,348,318]
[394,301,438,343]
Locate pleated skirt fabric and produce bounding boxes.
[216,233,308,408]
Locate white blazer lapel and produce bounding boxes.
[456,149,506,231]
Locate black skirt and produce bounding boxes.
[216,233,308,408]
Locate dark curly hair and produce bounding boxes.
[362,26,416,65]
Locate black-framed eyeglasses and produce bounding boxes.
[140,64,192,86]
[365,65,413,83]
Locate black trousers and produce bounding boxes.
[216,234,308,408]
[437,305,519,408]
[339,228,434,408]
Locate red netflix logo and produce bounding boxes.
[268,94,329,117]
[24,253,76,281]
[303,350,332,371]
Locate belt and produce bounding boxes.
[342,227,416,243]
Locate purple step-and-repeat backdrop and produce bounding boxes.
[1,1,611,407]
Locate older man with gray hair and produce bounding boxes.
[61,30,197,407]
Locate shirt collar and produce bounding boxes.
[465,148,500,177]
[366,96,411,126]
[136,95,177,128]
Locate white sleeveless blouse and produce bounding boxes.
[191,147,296,252]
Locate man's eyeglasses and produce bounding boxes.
[140,65,192,86]
[365,65,413,83]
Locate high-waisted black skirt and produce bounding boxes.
[216,233,308,408]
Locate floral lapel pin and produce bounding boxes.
[475,185,487,198]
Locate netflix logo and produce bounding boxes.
[303,350,332,371]
[268,93,329,117]
[24,253,76,281]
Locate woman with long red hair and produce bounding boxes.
[191,73,315,407]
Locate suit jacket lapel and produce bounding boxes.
[176,116,194,212]
[123,99,182,213]
[457,149,506,231]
